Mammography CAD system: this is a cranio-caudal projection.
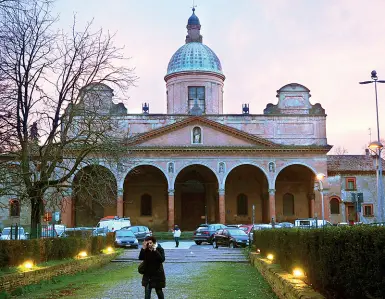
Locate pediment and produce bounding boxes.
[127,117,279,148]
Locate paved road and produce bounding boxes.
[92,241,249,298]
[113,241,249,263]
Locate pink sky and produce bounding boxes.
[53,0,385,154]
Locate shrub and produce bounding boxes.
[253,226,385,299]
[0,236,111,268]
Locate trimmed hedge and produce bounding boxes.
[0,233,115,269]
[253,226,385,299]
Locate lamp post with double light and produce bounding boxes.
[360,70,385,222]
[316,173,326,225]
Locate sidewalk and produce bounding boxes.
[159,241,195,249]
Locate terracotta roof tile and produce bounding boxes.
[327,155,385,173]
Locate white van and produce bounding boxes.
[95,217,131,234]
[294,218,332,228]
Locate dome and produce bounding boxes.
[188,8,200,26]
[166,42,223,76]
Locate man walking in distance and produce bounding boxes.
[172,225,181,248]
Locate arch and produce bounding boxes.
[273,162,318,188]
[173,163,219,230]
[225,163,269,223]
[173,162,219,190]
[122,162,170,190]
[123,164,168,230]
[283,193,295,216]
[72,165,118,226]
[223,162,269,190]
[140,194,152,216]
[329,197,341,214]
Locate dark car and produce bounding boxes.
[114,229,139,248]
[212,228,249,248]
[122,225,152,241]
[193,224,227,245]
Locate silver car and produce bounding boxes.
[0,227,27,240]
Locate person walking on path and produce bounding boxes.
[172,225,181,248]
[139,236,166,299]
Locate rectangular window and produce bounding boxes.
[345,177,356,191]
[188,86,205,113]
[362,204,373,217]
[10,200,20,217]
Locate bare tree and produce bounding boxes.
[332,146,348,155]
[0,0,136,236]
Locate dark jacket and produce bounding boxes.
[138,244,166,288]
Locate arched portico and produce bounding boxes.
[123,165,168,230]
[72,165,117,226]
[224,164,269,224]
[274,164,316,222]
[173,164,219,230]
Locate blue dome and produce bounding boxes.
[166,42,223,76]
[188,9,200,25]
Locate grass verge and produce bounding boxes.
[5,262,136,299]
[183,262,278,299]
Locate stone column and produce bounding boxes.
[117,189,124,218]
[168,189,175,231]
[219,189,225,224]
[309,193,315,218]
[269,189,276,222]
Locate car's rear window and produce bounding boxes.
[116,230,135,237]
[228,229,247,236]
[197,226,208,231]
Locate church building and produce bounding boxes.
[3,9,383,231]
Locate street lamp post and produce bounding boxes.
[360,70,385,222]
[316,173,325,225]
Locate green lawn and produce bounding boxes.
[4,252,277,299]
[7,262,136,299]
[183,262,278,299]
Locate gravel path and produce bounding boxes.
[91,262,206,299]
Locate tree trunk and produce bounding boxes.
[30,196,43,239]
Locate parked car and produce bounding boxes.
[294,218,332,228]
[114,229,139,248]
[96,216,131,233]
[226,224,244,228]
[239,224,282,241]
[276,222,294,228]
[212,228,249,248]
[122,226,152,241]
[0,227,27,240]
[193,224,227,245]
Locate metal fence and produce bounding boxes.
[0,224,103,240]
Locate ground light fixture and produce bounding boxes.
[105,247,114,254]
[78,251,88,258]
[256,249,261,254]
[21,261,34,270]
[266,254,274,261]
[293,268,305,278]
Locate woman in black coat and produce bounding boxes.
[139,236,166,299]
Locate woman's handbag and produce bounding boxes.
[138,261,145,274]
